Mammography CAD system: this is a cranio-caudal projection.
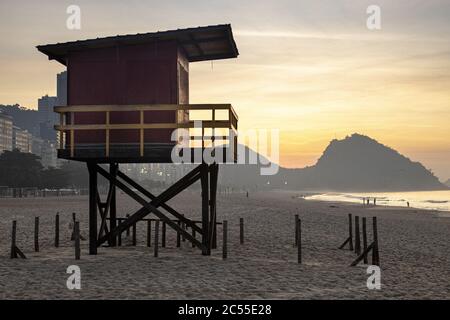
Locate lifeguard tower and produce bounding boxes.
[37,24,239,256]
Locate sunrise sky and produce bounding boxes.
[1,0,449,180]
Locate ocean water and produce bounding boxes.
[304,190,450,212]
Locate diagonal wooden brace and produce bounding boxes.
[95,164,204,249]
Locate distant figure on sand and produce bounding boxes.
[246,191,249,198]
[367,198,370,206]
[374,198,377,206]
[407,201,410,207]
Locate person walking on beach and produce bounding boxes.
[407,201,410,208]
[374,198,377,206]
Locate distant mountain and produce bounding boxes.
[220,134,447,192]
[445,179,450,188]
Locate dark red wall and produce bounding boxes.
[67,40,188,146]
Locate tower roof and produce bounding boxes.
[37,24,239,65]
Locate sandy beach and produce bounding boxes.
[0,190,449,299]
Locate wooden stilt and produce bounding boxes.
[10,220,17,259]
[109,163,117,247]
[87,163,98,255]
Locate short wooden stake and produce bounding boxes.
[74,221,80,260]
[297,218,302,264]
[154,220,159,257]
[239,217,244,244]
[10,220,17,259]
[372,217,380,266]
[147,220,151,247]
[34,217,39,252]
[192,228,196,248]
[222,220,228,260]
[162,222,166,248]
[294,214,299,247]
[55,213,60,248]
[10,220,26,259]
[362,217,368,264]
[355,216,361,255]
[348,213,353,250]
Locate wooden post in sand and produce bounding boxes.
[372,217,380,266]
[192,227,196,248]
[34,217,39,252]
[355,216,361,255]
[10,220,17,259]
[162,222,166,248]
[154,220,159,257]
[348,214,353,251]
[132,222,137,246]
[126,214,130,236]
[147,220,151,247]
[222,220,228,260]
[182,214,186,242]
[74,221,80,260]
[10,221,26,259]
[240,218,244,244]
[297,218,302,264]
[294,214,299,247]
[176,220,181,248]
[55,213,59,248]
[362,217,368,264]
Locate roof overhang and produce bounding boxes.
[37,24,239,65]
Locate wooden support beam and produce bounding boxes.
[87,162,98,255]
[116,169,202,234]
[109,163,118,246]
[95,164,204,250]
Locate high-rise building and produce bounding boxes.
[12,126,32,153]
[0,112,13,154]
[57,71,67,106]
[38,95,58,141]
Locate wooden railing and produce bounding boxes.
[54,104,238,160]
